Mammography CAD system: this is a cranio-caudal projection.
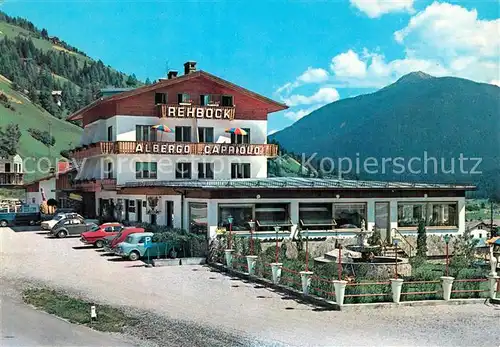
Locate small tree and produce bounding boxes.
[416,220,427,258]
[368,227,382,246]
[450,227,479,270]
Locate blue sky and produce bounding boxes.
[2,0,499,133]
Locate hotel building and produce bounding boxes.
[67,61,473,242]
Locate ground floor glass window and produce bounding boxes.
[218,205,253,231]
[189,202,207,235]
[333,203,366,229]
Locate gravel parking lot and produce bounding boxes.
[1,227,499,347]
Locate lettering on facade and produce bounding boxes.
[159,104,235,120]
[134,143,265,155]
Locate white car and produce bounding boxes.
[41,212,83,230]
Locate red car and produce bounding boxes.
[105,227,145,252]
[80,222,123,248]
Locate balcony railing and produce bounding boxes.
[0,173,24,186]
[156,104,235,120]
[70,141,278,159]
[72,178,117,192]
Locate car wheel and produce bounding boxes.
[57,230,67,238]
[95,240,104,248]
[128,251,140,261]
[0,220,7,227]
[29,220,35,226]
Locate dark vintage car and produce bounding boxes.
[49,218,98,238]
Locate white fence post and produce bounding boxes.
[440,276,455,301]
[390,278,404,304]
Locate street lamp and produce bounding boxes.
[227,216,234,249]
[393,239,399,279]
[248,220,256,255]
[444,234,451,277]
[274,226,280,263]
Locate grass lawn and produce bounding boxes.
[0,79,82,181]
[23,288,138,333]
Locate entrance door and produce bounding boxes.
[165,201,174,227]
[136,199,142,222]
[375,202,390,244]
[124,199,130,221]
[150,213,157,225]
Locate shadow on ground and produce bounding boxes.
[9,226,41,233]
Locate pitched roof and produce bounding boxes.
[121,177,475,190]
[67,70,288,121]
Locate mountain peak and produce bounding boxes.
[396,71,434,83]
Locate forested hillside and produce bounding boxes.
[0,11,142,119]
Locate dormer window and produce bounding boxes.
[178,93,191,104]
[221,95,233,107]
[155,93,167,104]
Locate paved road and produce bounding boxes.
[0,295,136,347]
[1,227,500,346]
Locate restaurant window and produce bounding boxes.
[218,204,253,231]
[128,200,136,213]
[155,92,167,104]
[198,163,214,179]
[135,162,157,179]
[178,93,190,104]
[397,203,427,227]
[189,202,207,235]
[176,162,191,179]
[299,203,335,228]
[221,95,233,107]
[231,128,250,144]
[333,203,367,229]
[428,202,458,227]
[198,127,214,143]
[175,126,191,142]
[231,163,251,179]
[255,203,291,231]
[136,125,157,141]
[200,94,217,106]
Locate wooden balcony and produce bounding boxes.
[73,178,117,192]
[0,173,24,186]
[70,142,278,159]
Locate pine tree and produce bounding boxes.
[0,123,21,156]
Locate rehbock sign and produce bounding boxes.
[159,104,235,120]
[134,143,266,156]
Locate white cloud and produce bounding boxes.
[276,67,329,95]
[350,0,415,18]
[284,105,323,121]
[490,80,500,87]
[282,87,340,107]
[267,129,278,136]
[330,50,367,78]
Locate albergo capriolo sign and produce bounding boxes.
[159,104,235,120]
[134,142,266,155]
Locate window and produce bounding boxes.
[135,162,157,179]
[299,203,334,227]
[106,162,114,179]
[155,92,167,104]
[397,202,458,227]
[136,125,157,141]
[165,200,174,227]
[128,200,136,213]
[189,202,207,235]
[231,128,250,144]
[231,163,251,179]
[175,126,191,142]
[5,163,11,172]
[176,163,191,179]
[198,127,214,143]
[198,163,214,179]
[479,233,483,238]
[218,205,253,231]
[200,94,210,106]
[334,203,367,229]
[178,93,190,104]
[255,203,291,230]
[221,95,233,106]
[107,126,113,141]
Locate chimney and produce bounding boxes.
[184,61,197,75]
[168,70,178,79]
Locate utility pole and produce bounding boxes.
[490,199,494,237]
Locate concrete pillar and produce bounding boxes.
[389,200,398,235]
[246,255,258,275]
[489,275,499,299]
[300,271,313,295]
[332,280,347,306]
[289,200,299,239]
[366,199,375,232]
[224,249,234,268]
[390,278,404,304]
[207,200,218,239]
[440,276,454,301]
[271,263,282,284]
[457,197,466,235]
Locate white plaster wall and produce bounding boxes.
[26,178,56,206]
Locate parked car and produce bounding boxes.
[80,222,124,248]
[41,212,83,230]
[103,227,145,253]
[49,218,98,238]
[114,232,180,261]
[0,204,41,227]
